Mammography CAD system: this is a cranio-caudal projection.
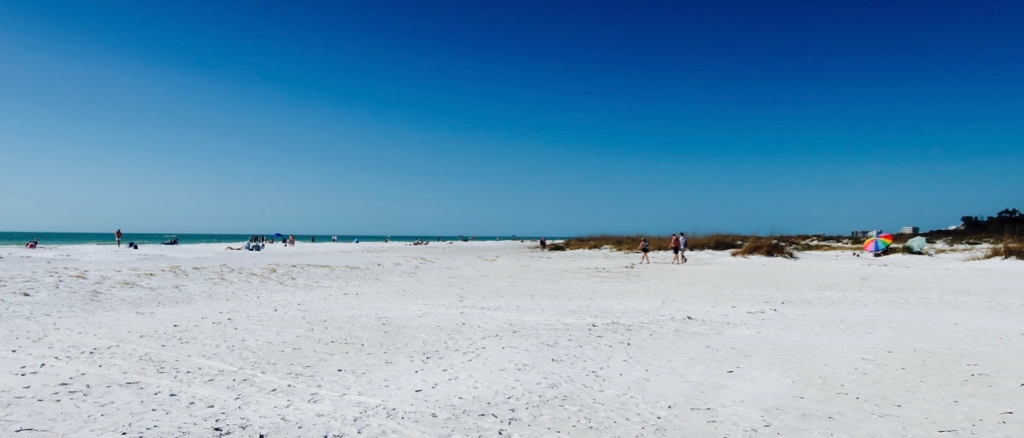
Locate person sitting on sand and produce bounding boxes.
[226,245,243,250]
[25,238,38,249]
[637,238,650,264]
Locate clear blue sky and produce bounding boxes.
[2,1,1022,236]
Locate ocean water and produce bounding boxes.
[0,232,549,247]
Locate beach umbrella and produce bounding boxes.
[273,233,284,237]
[905,236,927,253]
[863,233,894,253]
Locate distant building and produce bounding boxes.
[899,226,919,234]
[850,230,882,238]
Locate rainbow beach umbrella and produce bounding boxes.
[863,233,894,253]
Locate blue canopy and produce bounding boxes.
[273,233,284,237]
[906,236,927,253]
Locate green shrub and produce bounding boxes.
[731,238,796,259]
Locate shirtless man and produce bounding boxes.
[669,233,682,264]
[115,229,123,248]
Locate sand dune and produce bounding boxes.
[1,242,1022,437]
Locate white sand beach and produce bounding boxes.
[1,242,1022,437]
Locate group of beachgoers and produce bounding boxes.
[245,235,297,245]
[227,235,297,250]
[637,233,688,264]
[19,230,536,250]
[226,242,266,251]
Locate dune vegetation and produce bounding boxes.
[561,234,747,252]
[551,208,1023,260]
[730,237,797,259]
[981,241,1024,260]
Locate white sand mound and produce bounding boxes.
[1,242,1021,436]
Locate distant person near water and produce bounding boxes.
[25,238,38,249]
[540,237,547,250]
[637,238,650,264]
[289,234,296,246]
[679,232,688,263]
[115,229,122,248]
[311,235,315,243]
[670,233,682,264]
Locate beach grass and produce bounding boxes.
[561,234,748,252]
[980,241,1024,260]
[731,237,797,258]
[558,233,1022,261]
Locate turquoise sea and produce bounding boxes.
[1,232,550,247]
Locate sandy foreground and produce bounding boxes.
[1,242,1022,437]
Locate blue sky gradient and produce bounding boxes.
[2,1,1022,235]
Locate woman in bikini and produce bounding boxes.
[637,237,650,264]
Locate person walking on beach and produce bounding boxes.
[115,229,123,248]
[679,232,688,263]
[540,237,547,250]
[637,237,651,264]
[670,233,682,264]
